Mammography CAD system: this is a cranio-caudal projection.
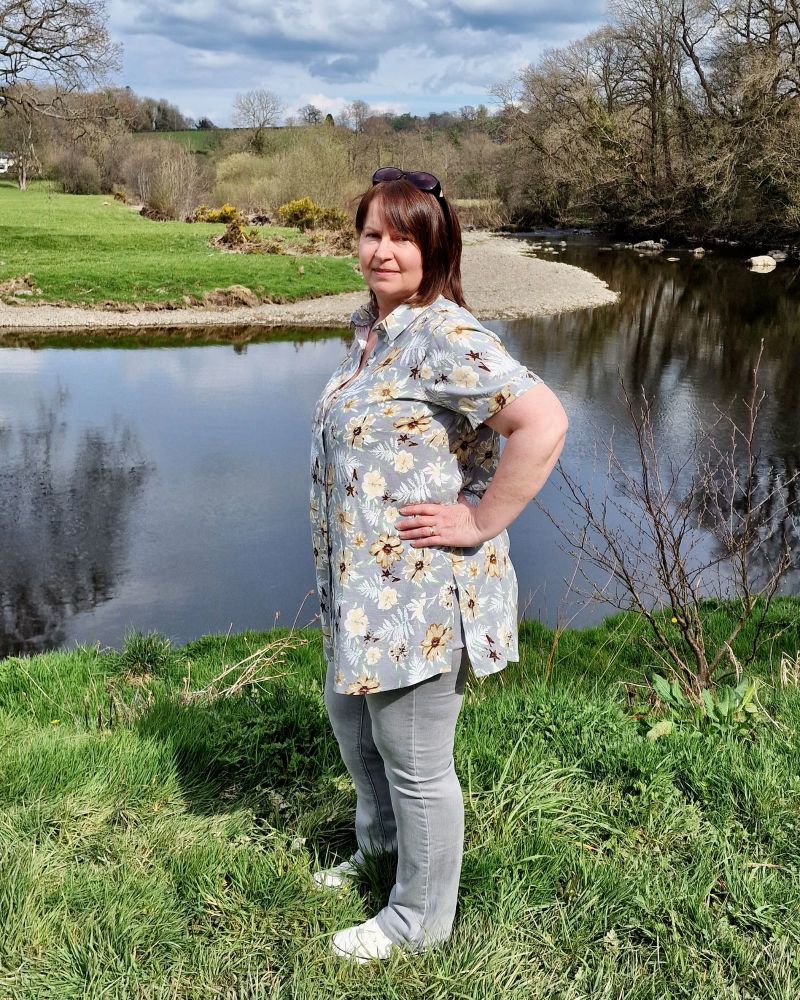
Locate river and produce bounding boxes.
[1,232,798,657]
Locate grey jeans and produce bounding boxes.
[322,604,469,954]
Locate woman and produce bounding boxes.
[308,166,569,962]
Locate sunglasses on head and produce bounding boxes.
[372,166,443,199]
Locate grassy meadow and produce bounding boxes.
[0,181,365,306]
[2,600,800,998]
[130,130,230,154]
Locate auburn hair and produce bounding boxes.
[354,178,467,311]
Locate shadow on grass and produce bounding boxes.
[130,651,400,907]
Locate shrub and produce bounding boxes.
[451,198,509,228]
[211,130,361,213]
[211,219,268,252]
[192,202,242,223]
[277,197,318,230]
[211,151,276,215]
[51,149,102,195]
[120,139,209,220]
[315,205,352,231]
[277,197,352,232]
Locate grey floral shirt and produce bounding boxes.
[309,294,543,695]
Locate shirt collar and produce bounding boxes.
[349,298,433,343]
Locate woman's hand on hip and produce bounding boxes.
[396,496,486,548]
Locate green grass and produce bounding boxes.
[130,129,230,153]
[2,600,800,998]
[0,181,365,305]
[132,126,301,158]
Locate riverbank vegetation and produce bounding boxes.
[0,182,364,305]
[494,0,800,241]
[1,600,799,997]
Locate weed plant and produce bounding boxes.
[1,600,799,998]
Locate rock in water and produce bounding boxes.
[633,240,665,253]
[748,255,777,272]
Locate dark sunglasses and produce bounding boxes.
[372,166,443,199]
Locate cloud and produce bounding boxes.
[297,93,407,117]
[108,0,608,123]
[308,53,380,83]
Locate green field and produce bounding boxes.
[130,129,230,153]
[131,126,302,156]
[0,181,365,306]
[2,600,800,998]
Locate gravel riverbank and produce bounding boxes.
[0,231,618,331]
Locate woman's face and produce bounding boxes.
[358,200,424,314]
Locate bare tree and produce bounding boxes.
[339,99,371,133]
[547,345,799,697]
[0,0,119,112]
[494,0,800,235]
[0,0,120,188]
[232,88,284,152]
[0,91,40,188]
[298,103,322,125]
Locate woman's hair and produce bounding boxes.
[354,178,467,310]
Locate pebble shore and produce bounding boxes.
[0,231,618,331]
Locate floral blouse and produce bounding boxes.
[309,293,543,695]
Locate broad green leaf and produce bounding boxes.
[652,675,673,703]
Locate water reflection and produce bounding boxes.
[0,387,152,656]
[697,449,800,594]
[497,236,800,621]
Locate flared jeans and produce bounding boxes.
[323,623,469,954]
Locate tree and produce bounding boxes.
[1,94,41,189]
[342,98,370,132]
[324,112,335,127]
[232,88,284,151]
[195,116,216,130]
[298,103,322,125]
[0,0,120,188]
[139,96,191,132]
[0,0,119,114]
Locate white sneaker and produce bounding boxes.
[331,917,397,963]
[311,857,360,890]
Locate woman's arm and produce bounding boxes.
[396,383,568,548]
[472,381,568,540]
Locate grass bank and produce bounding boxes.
[0,182,365,306]
[2,600,800,998]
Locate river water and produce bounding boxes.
[1,233,798,657]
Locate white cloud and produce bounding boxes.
[297,93,407,117]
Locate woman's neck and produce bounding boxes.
[375,293,407,323]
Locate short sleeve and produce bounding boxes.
[421,316,543,429]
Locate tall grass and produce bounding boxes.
[212,131,362,214]
[1,600,799,997]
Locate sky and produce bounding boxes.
[108,0,608,126]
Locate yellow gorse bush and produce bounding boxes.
[277,198,351,232]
